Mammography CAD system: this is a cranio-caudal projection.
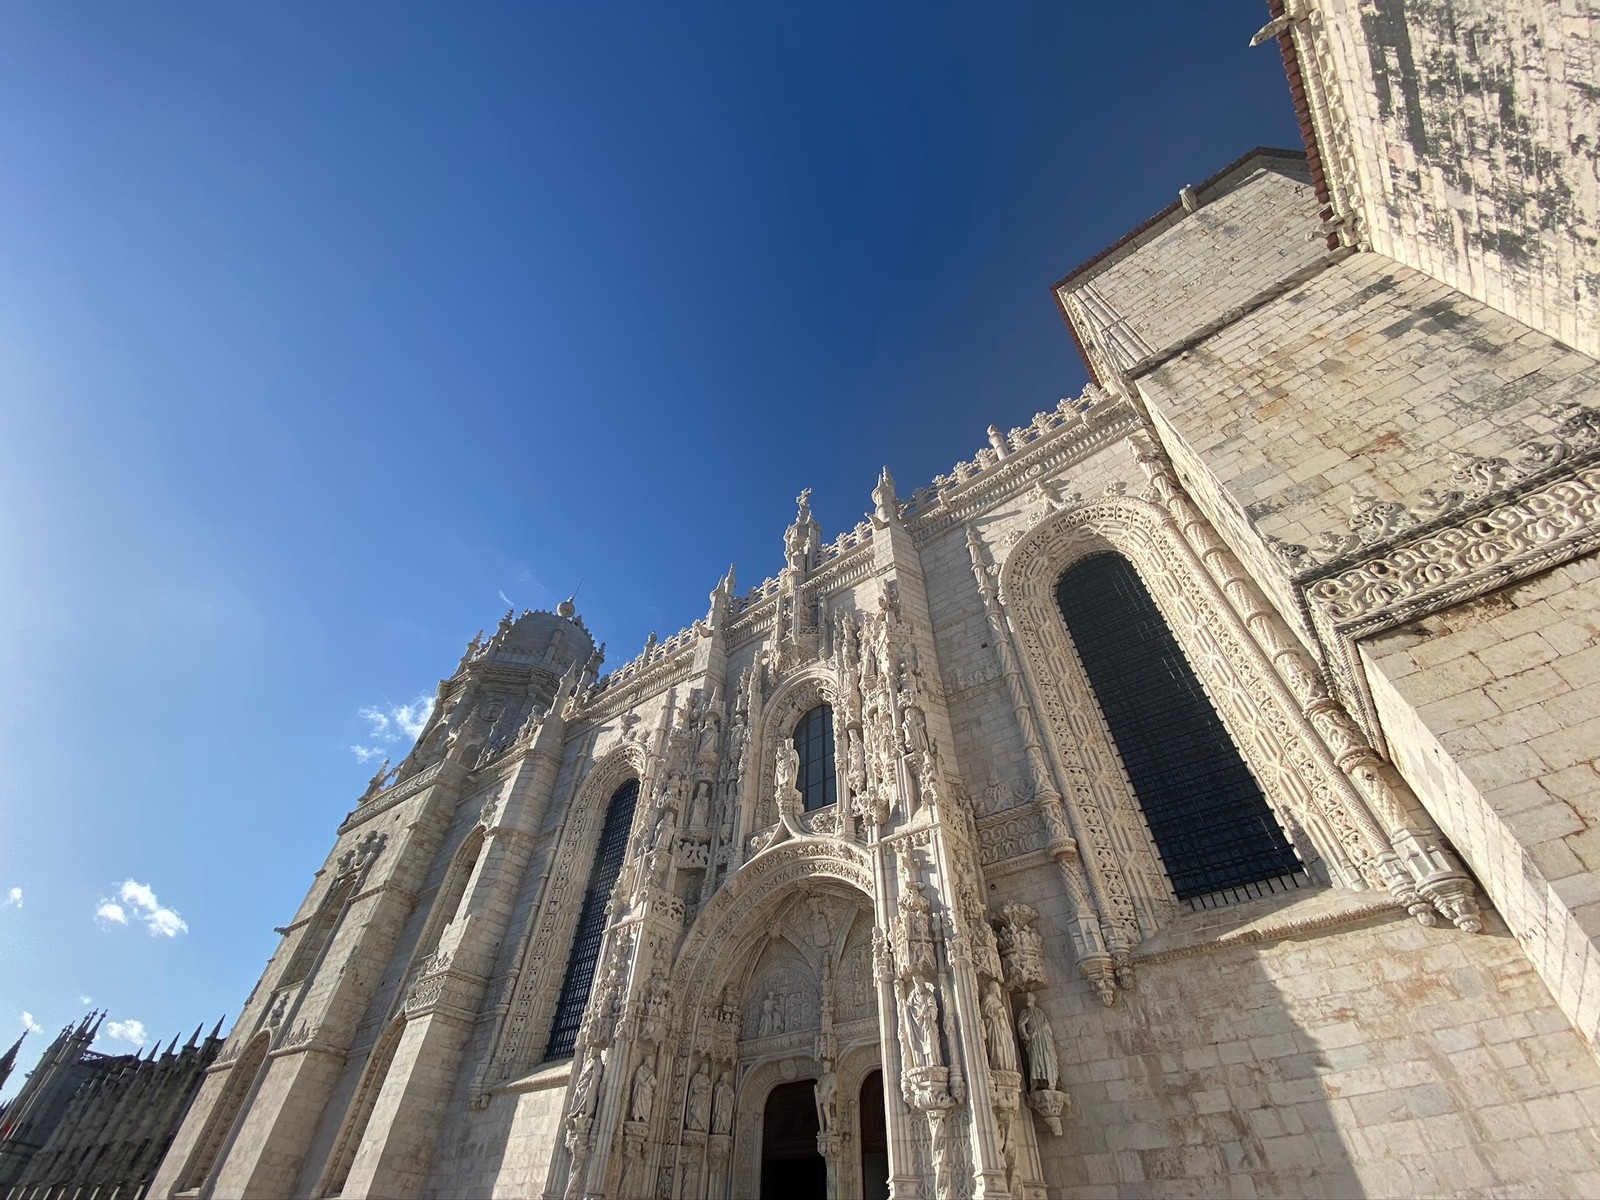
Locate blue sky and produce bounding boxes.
[0,3,1298,1089]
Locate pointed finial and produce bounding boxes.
[210,1016,227,1041]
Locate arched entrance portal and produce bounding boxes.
[761,1080,824,1200]
[859,1070,888,1200]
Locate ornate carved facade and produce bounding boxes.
[152,7,1600,1198]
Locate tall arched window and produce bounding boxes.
[1055,553,1301,903]
[176,1032,269,1192]
[544,779,640,1061]
[279,875,355,989]
[793,705,836,812]
[317,1019,404,1198]
[408,830,483,975]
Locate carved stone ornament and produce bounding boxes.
[1265,403,1600,573]
[335,830,387,877]
[994,902,1048,992]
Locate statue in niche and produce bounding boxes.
[775,743,800,799]
[981,981,1018,1074]
[1015,992,1059,1092]
[897,881,936,977]
[904,977,941,1068]
[806,896,831,948]
[815,1066,838,1134]
[629,1057,656,1123]
[569,1048,603,1121]
[759,991,779,1037]
[712,1071,734,1135]
[685,1063,712,1132]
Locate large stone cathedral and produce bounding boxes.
[150,4,1600,1198]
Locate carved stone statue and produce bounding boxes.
[711,1071,734,1135]
[871,466,900,527]
[981,982,1018,1074]
[814,1067,838,1134]
[1015,992,1059,1092]
[775,743,800,799]
[685,1062,712,1132]
[904,977,941,1069]
[629,1057,656,1123]
[569,1048,602,1121]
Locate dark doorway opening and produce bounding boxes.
[859,1070,889,1200]
[761,1079,824,1200]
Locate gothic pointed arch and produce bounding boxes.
[279,873,356,991]
[485,742,649,1087]
[396,826,484,1006]
[542,840,877,1200]
[313,1016,405,1198]
[996,495,1385,939]
[748,669,841,833]
[174,1031,270,1194]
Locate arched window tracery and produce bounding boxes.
[793,704,836,812]
[279,874,355,990]
[176,1032,269,1193]
[544,778,640,1061]
[1055,552,1302,904]
[316,1019,404,1198]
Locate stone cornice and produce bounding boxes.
[339,761,449,833]
[1295,448,1600,741]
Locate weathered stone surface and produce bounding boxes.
[149,6,1600,1199]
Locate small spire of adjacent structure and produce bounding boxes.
[0,1029,26,1092]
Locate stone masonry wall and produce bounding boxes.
[1141,252,1600,561]
[1056,157,1327,373]
[1362,554,1600,1053]
[993,858,1600,1199]
[1304,0,1600,357]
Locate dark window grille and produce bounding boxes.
[1055,553,1302,902]
[544,779,639,1060]
[794,705,837,812]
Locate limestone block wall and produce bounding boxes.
[1296,0,1600,357]
[1141,253,1600,557]
[1362,554,1600,1051]
[1136,252,1600,656]
[991,858,1600,1199]
[1055,153,1327,379]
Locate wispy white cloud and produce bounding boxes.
[392,696,433,740]
[103,1018,147,1047]
[79,994,92,1006]
[21,1012,42,1034]
[2,886,20,908]
[497,589,515,609]
[351,694,434,761]
[96,880,188,937]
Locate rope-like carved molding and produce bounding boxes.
[484,744,648,1085]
